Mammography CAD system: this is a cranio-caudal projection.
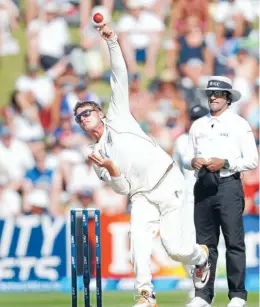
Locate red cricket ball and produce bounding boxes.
[93,13,104,24]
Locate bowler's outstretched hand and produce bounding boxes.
[97,24,115,40]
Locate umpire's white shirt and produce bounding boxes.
[89,37,172,195]
[183,109,258,177]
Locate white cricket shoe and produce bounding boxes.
[132,290,158,307]
[193,245,211,289]
[227,298,246,307]
[185,297,211,307]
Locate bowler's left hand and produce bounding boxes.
[88,150,121,177]
[88,150,113,169]
[207,158,225,172]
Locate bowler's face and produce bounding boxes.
[75,106,102,132]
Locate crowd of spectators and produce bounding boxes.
[0,0,259,218]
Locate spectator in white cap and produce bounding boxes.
[184,75,258,307]
[24,189,49,215]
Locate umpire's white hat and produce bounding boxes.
[198,76,241,103]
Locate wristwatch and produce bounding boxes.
[223,159,230,169]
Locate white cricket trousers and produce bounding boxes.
[129,165,207,293]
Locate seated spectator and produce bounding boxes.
[58,0,81,27]
[177,15,212,87]
[0,0,20,56]
[67,154,103,194]
[74,188,97,209]
[23,147,64,215]
[45,135,87,172]
[165,0,209,72]
[147,111,173,154]
[47,63,79,131]
[117,0,165,77]
[0,124,35,188]
[205,21,239,75]
[153,69,187,123]
[27,1,70,70]
[128,72,156,131]
[0,176,22,217]
[123,0,170,21]
[152,70,188,139]
[213,0,256,38]
[169,0,209,36]
[24,149,54,189]
[232,47,258,83]
[24,188,49,215]
[60,77,101,119]
[229,47,258,113]
[241,77,260,142]
[52,111,87,147]
[7,82,45,142]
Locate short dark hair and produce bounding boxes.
[73,101,101,116]
[226,92,232,105]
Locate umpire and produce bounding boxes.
[184,76,258,307]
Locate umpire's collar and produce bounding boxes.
[207,109,231,123]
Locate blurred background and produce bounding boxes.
[0,0,259,305]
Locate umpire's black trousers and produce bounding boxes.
[194,175,247,304]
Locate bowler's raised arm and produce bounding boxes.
[97,24,130,119]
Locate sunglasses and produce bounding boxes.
[206,90,228,98]
[75,109,96,123]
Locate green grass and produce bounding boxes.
[0,291,258,307]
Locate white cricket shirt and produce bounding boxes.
[89,37,172,196]
[183,109,258,177]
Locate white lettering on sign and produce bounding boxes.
[0,258,15,279]
[41,216,64,256]
[0,216,65,257]
[0,218,15,257]
[18,257,36,280]
[16,216,40,256]
[0,257,60,280]
[35,257,60,280]
[0,215,65,282]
